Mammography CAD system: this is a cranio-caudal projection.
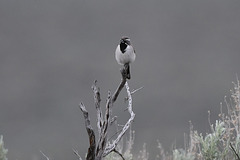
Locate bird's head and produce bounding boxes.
[120,36,131,45]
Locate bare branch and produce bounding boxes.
[40,150,50,160]
[73,148,83,160]
[113,149,125,160]
[230,143,240,160]
[103,82,135,156]
[92,80,103,137]
[96,91,112,159]
[112,66,128,103]
[79,102,96,160]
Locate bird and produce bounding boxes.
[115,36,136,79]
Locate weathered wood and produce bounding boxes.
[79,102,96,160]
[79,65,138,160]
[92,80,103,137]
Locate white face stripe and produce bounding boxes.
[121,36,130,42]
[122,38,131,45]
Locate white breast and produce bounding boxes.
[115,45,136,65]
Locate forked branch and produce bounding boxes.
[79,65,138,160]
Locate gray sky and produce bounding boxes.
[1,0,240,159]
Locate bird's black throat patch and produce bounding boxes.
[120,42,127,53]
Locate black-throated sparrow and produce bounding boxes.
[115,36,136,79]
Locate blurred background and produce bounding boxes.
[1,0,240,159]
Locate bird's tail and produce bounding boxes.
[124,63,131,79]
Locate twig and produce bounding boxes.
[79,102,96,160]
[108,127,124,141]
[113,149,125,160]
[73,148,83,160]
[230,143,240,160]
[125,86,144,102]
[40,150,50,160]
[131,86,144,95]
[92,80,103,137]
